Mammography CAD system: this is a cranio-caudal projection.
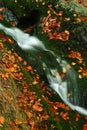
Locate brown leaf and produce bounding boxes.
[0,14,3,20]
[0,33,5,38]
[39,115,49,122]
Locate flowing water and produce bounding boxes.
[0,23,87,115]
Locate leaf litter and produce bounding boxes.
[0,3,87,129]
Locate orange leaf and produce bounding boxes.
[82,124,87,130]
[0,116,5,125]
[6,37,14,44]
[77,17,87,22]
[38,115,49,122]
[26,111,33,119]
[14,119,22,125]
[14,52,19,57]
[9,67,15,72]
[18,56,23,62]
[29,120,35,128]
[23,61,27,66]
[26,66,32,71]
[0,42,3,49]
[58,30,70,41]
[33,100,43,112]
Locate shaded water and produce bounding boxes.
[0,23,87,115]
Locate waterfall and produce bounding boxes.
[0,23,87,115]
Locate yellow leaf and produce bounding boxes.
[32,80,38,85]
[71,62,76,65]
[78,74,82,79]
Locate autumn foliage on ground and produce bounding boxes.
[0,25,86,130]
[0,1,87,130]
[0,37,72,130]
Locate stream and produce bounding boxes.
[0,23,87,116]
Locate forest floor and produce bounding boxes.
[0,1,87,130]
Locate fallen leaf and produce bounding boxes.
[23,61,27,66]
[0,42,3,49]
[26,66,32,71]
[0,14,3,20]
[26,111,33,119]
[32,80,38,85]
[33,100,43,112]
[71,62,76,65]
[6,37,14,44]
[0,116,5,125]
[82,124,87,130]
[14,119,22,125]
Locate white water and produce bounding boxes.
[0,23,87,115]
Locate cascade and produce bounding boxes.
[0,23,87,115]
